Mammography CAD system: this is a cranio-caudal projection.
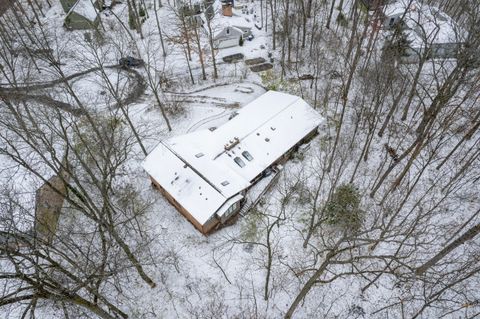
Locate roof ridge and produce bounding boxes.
[161,141,227,198]
[211,92,301,159]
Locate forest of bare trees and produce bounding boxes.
[0,0,479,318]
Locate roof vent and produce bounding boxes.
[265,138,270,142]
[224,137,240,151]
[221,181,230,186]
[270,127,276,131]
[195,153,204,158]
[234,157,246,168]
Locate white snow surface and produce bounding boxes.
[69,0,98,21]
[142,91,323,226]
[214,26,244,41]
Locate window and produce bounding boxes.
[226,202,238,215]
[242,151,253,161]
[234,157,246,168]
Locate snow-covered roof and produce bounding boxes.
[143,142,230,225]
[216,194,243,218]
[68,0,98,21]
[210,7,254,32]
[143,91,323,226]
[214,26,244,40]
[383,0,465,47]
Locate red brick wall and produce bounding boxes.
[150,177,219,234]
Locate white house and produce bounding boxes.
[142,91,323,234]
[213,26,244,49]
[233,24,252,38]
[381,0,465,63]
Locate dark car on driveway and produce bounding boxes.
[119,56,144,68]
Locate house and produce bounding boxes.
[204,0,215,20]
[175,0,212,26]
[142,91,323,234]
[64,0,100,30]
[233,24,252,38]
[176,0,203,16]
[60,0,78,13]
[381,0,465,63]
[214,26,244,48]
[358,0,392,11]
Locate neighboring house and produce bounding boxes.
[204,0,215,20]
[381,0,465,63]
[176,0,213,26]
[142,91,323,234]
[176,0,203,16]
[187,14,205,27]
[60,0,78,13]
[64,0,100,30]
[233,24,252,38]
[214,26,244,48]
[358,0,392,11]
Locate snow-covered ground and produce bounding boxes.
[1,0,479,318]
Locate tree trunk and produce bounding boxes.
[416,220,480,275]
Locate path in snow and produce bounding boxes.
[0,65,146,115]
[183,82,265,133]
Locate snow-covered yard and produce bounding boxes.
[0,0,479,318]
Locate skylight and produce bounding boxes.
[242,151,253,161]
[234,157,246,168]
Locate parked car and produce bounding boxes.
[119,56,144,68]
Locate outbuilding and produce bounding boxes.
[142,91,323,234]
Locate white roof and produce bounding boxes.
[214,26,244,40]
[68,0,98,21]
[216,194,244,218]
[142,142,228,225]
[143,91,323,226]
[383,0,465,47]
